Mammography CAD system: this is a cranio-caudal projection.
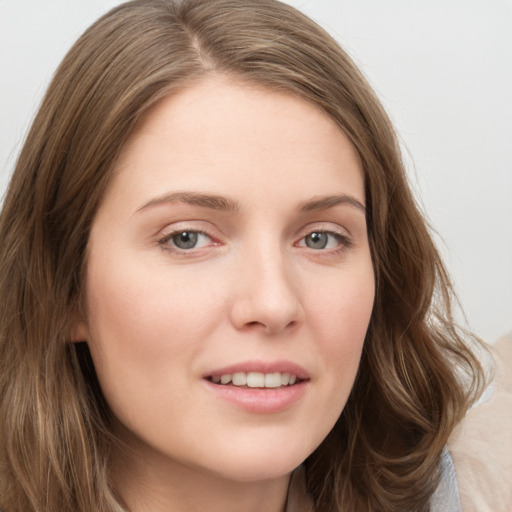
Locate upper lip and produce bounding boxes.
[204,360,310,379]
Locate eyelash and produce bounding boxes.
[295,229,353,253]
[157,227,353,255]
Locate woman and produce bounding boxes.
[0,0,489,511]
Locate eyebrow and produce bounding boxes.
[137,192,240,213]
[298,194,366,214]
[136,191,365,215]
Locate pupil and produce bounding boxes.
[172,231,198,249]
[306,232,328,249]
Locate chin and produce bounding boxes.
[213,460,302,483]
[203,440,311,483]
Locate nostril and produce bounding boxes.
[243,320,267,332]
[247,319,299,335]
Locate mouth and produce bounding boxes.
[203,363,309,413]
[206,371,304,389]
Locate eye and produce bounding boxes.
[161,230,212,251]
[297,230,351,251]
[304,232,331,250]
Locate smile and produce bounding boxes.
[203,362,309,412]
[208,371,299,388]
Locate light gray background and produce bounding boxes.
[1,1,511,343]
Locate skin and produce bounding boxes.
[76,75,375,512]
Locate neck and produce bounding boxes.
[110,439,291,512]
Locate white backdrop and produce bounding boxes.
[1,0,511,343]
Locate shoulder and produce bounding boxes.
[447,334,512,512]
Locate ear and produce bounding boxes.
[70,311,89,343]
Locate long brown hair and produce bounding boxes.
[0,1,485,510]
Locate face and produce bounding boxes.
[78,76,375,484]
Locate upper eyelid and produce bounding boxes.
[295,222,351,238]
[155,220,220,239]
[153,220,353,244]
[158,227,215,244]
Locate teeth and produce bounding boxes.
[212,371,299,388]
[265,372,281,388]
[247,372,264,388]
[220,374,232,385]
[232,372,247,386]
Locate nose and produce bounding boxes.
[229,244,303,335]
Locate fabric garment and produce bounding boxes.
[285,335,512,512]
[429,448,463,511]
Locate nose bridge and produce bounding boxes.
[230,235,302,334]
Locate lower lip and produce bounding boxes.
[203,380,308,413]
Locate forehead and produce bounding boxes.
[104,74,364,212]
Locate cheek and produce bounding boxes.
[87,256,221,348]
[308,261,374,343]
[83,259,225,413]
[283,268,374,454]
[306,265,374,400]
